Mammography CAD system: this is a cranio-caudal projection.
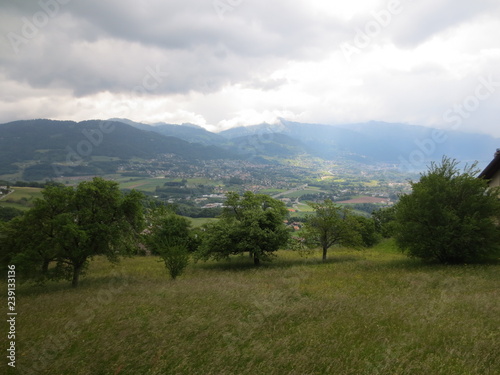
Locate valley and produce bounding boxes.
[2,117,490,218]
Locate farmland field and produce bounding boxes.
[337,196,389,204]
[282,188,328,199]
[117,178,164,192]
[0,187,43,210]
[187,217,218,227]
[117,177,221,192]
[4,240,499,375]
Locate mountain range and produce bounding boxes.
[0,118,497,180]
[114,118,498,167]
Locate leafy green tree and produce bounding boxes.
[0,206,23,222]
[1,178,144,287]
[394,157,500,263]
[353,216,381,247]
[144,205,193,279]
[198,191,290,265]
[0,186,75,282]
[303,200,362,261]
[372,206,397,238]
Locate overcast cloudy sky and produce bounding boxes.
[1,0,499,135]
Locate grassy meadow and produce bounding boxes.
[0,187,43,210]
[3,240,499,375]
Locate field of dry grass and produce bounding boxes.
[3,240,499,375]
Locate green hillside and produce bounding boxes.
[0,119,237,180]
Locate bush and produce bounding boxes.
[394,157,500,263]
[159,244,190,280]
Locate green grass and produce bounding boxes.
[187,217,219,227]
[364,180,380,187]
[117,178,164,192]
[90,156,121,162]
[258,188,287,195]
[293,202,315,212]
[4,240,499,375]
[282,188,327,199]
[117,177,221,193]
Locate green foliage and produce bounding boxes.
[0,206,23,222]
[303,199,363,261]
[197,191,290,265]
[0,178,145,287]
[143,205,195,279]
[394,157,500,263]
[372,206,397,238]
[353,216,381,247]
[287,236,315,257]
[158,242,190,280]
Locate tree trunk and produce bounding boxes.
[322,246,328,262]
[253,253,260,266]
[72,264,83,288]
[41,259,50,275]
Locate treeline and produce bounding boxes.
[0,180,63,188]
[2,157,498,287]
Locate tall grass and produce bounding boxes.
[3,240,499,374]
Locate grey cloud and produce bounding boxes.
[1,0,499,135]
[0,0,347,97]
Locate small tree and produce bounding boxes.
[394,157,500,263]
[153,240,190,280]
[144,205,193,279]
[198,192,290,265]
[303,200,362,261]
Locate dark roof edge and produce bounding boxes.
[479,151,500,179]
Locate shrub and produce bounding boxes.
[394,157,500,263]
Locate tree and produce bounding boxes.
[303,200,362,261]
[0,206,23,222]
[372,206,397,238]
[353,215,381,247]
[198,192,290,265]
[144,205,193,279]
[1,178,144,287]
[0,186,75,283]
[394,157,500,263]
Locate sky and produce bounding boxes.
[1,0,500,136]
